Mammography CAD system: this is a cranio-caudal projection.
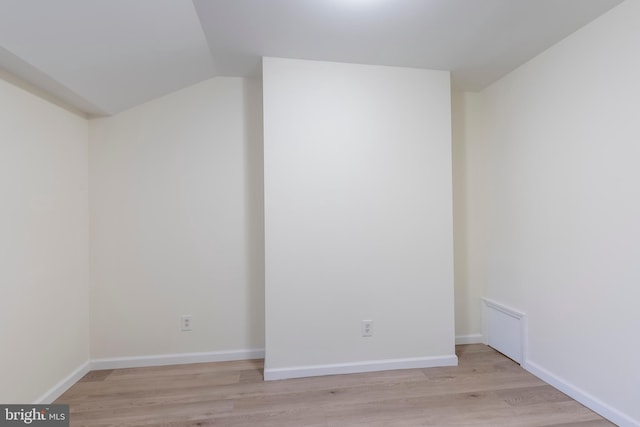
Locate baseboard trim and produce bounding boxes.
[91,348,265,370]
[264,354,458,381]
[455,334,484,345]
[34,360,91,404]
[523,359,639,427]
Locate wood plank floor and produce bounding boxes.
[55,345,614,426]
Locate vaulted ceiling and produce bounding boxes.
[0,0,622,116]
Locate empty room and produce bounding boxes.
[1,0,638,426]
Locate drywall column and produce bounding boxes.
[263,57,456,379]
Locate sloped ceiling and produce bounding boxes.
[0,0,623,116]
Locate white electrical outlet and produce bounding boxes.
[362,320,373,337]
[181,315,192,331]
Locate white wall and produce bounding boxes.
[0,77,89,402]
[451,89,486,340]
[469,1,640,424]
[263,58,455,377]
[89,77,264,358]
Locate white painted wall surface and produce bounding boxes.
[263,58,455,375]
[451,89,486,340]
[0,77,89,402]
[89,77,264,358]
[472,1,640,424]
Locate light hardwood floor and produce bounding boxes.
[55,345,613,426]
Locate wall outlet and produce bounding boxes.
[181,315,193,331]
[362,319,373,337]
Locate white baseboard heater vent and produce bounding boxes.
[483,298,525,364]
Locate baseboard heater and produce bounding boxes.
[483,298,525,364]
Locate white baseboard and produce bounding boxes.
[264,354,458,381]
[455,334,484,345]
[91,348,265,370]
[523,359,639,427]
[35,360,91,404]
